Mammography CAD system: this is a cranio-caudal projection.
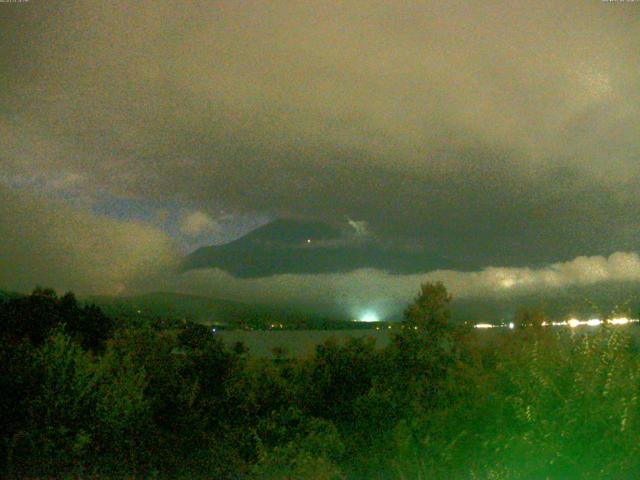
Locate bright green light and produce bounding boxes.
[359,311,379,323]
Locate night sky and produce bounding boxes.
[2,1,639,316]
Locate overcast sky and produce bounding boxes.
[2,1,639,310]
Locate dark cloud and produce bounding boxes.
[1,1,640,298]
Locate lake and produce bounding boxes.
[217,328,393,358]
[217,323,640,358]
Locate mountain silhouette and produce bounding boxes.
[182,218,469,277]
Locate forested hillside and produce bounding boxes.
[2,284,640,478]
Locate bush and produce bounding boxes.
[7,284,640,478]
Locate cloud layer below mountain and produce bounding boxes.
[161,252,640,318]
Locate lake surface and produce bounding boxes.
[217,329,392,358]
[217,323,640,358]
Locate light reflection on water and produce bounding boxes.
[473,317,639,330]
[217,318,640,358]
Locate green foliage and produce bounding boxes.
[304,337,380,422]
[251,413,345,480]
[7,284,640,478]
[403,281,453,333]
[11,328,98,475]
[94,346,150,459]
[389,282,461,415]
[0,338,40,476]
[35,329,97,428]
[0,288,113,350]
[477,328,640,478]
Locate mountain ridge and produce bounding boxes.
[182,218,470,277]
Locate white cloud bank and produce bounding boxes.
[161,252,640,317]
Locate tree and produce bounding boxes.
[304,337,379,423]
[93,345,151,467]
[0,289,113,351]
[60,293,113,352]
[251,414,345,480]
[388,282,460,443]
[393,282,456,379]
[403,281,453,334]
[17,329,98,475]
[0,337,39,476]
[0,289,62,346]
